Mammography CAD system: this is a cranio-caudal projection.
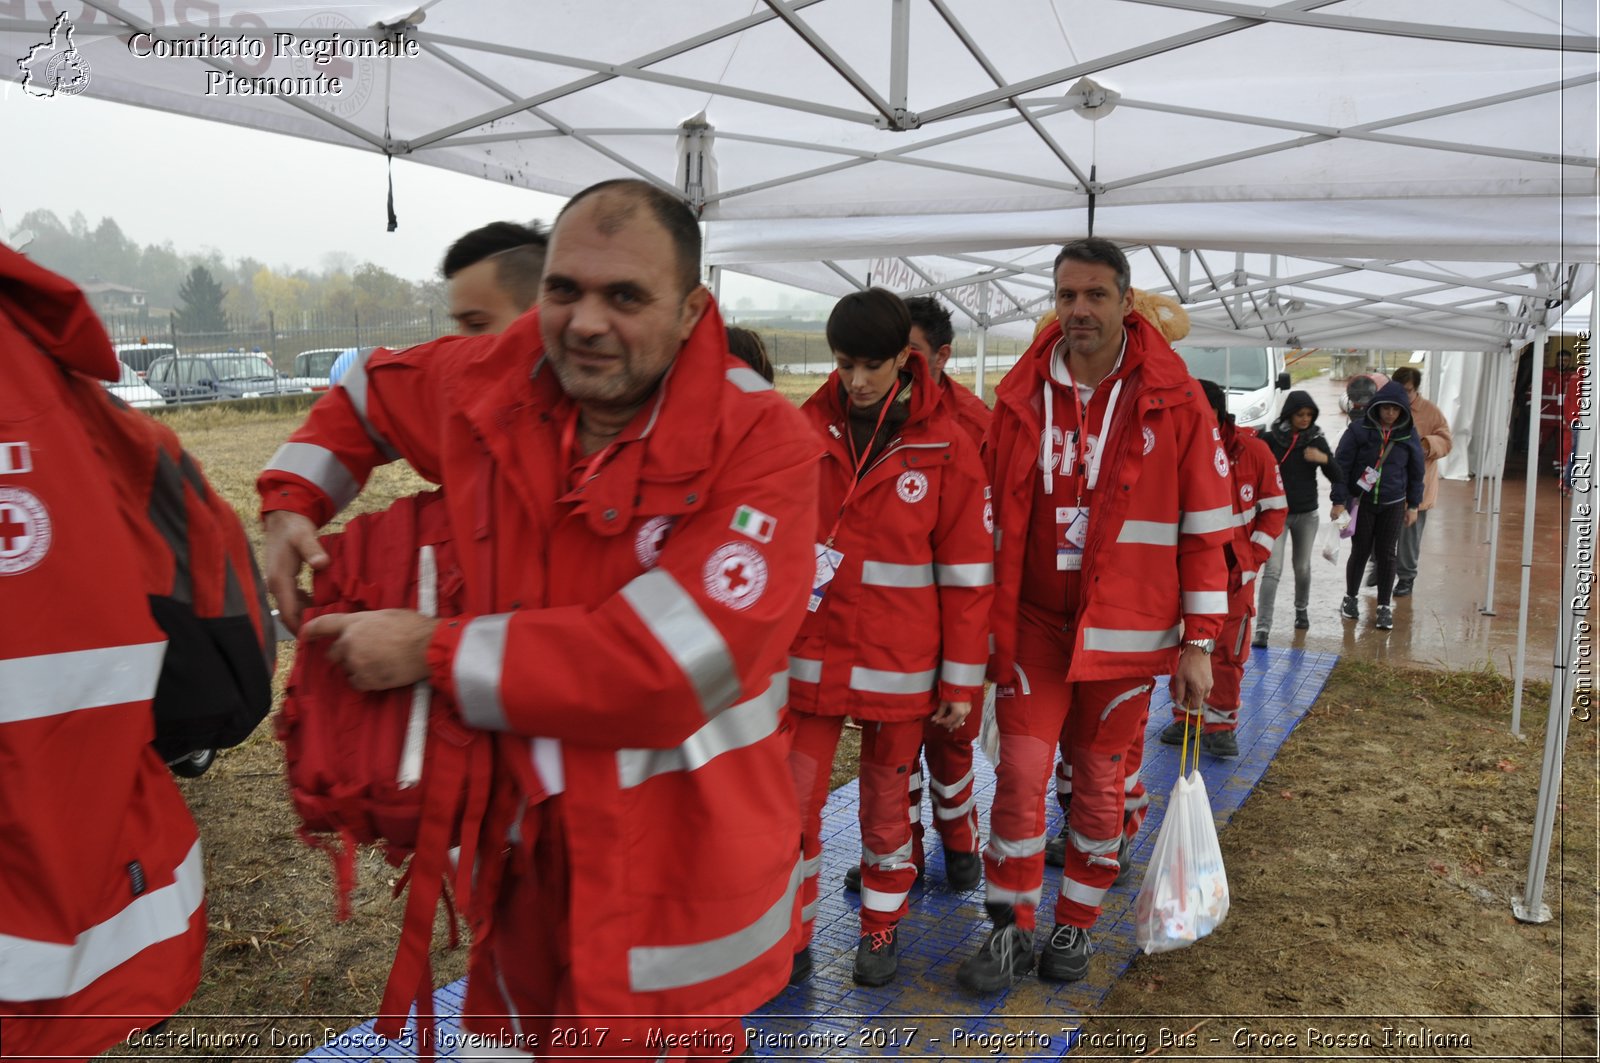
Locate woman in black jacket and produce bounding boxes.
[1329,380,1425,630]
[1255,391,1342,643]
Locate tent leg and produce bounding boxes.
[975,323,988,401]
[709,265,722,302]
[1511,323,1551,734]
[1481,354,1513,614]
[1474,353,1493,512]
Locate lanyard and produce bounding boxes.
[559,406,616,488]
[1065,383,1092,505]
[1276,430,1300,466]
[1043,374,1122,504]
[826,387,898,546]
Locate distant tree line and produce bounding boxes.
[16,208,447,327]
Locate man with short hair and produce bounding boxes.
[259,179,819,1056]
[905,294,991,446]
[958,238,1232,992]
[442,220,548,335]
[1389,366,1452,597]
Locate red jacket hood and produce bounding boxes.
[995,310,1196,416]
[0,245,118,380]
[801,348,941,428]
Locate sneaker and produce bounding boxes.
[852,927,899,986]
[956,923,1034,993]
[1340,595,1359,620]
[1294,609,1310,630]
[1043,822,1069,868]
[1200,729,1239,758]
[1376,605,1394,630]
[1251,629,1268,649]
[1394,579,1414,598]
[787,946,813,985]
[1158,719,1192,746]
[1037,923,1093,982]
[944,849,982,891]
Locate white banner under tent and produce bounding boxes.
[4,0,1594,925]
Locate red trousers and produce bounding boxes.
[1052,715,1151,841]
[789,711,925,947]
[1169,589,1251,733]
[986,606,1152,932]
[909,710,982,863]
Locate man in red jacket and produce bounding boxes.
[1160,379,1288,758]
[259,180,820,1059]
[0,248,208,1061]
[957,238,1233,993]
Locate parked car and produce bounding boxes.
[103,359,166,408]
[144,353,320,403]
[292,346,373,390]
[113,340,178,377]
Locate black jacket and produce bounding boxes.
[1329,380,1426,508]
[1263,390,1342,514]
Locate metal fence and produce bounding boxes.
[740,326,1030,375]
[100,308,448,369]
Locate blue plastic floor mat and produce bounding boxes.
[300,647,1338,1061]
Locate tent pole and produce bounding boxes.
[1474,353,1493,512]
[709,264,722,302]
[1481,353,1513,614]
[975,319,989,402]
[1511,319,1552,735]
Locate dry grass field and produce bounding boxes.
[98,391,1598,1059]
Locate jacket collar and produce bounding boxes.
[995,310,1196,423]
[802,348,939,430]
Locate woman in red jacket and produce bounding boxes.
[786,288,993,987]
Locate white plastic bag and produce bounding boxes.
[1318,513,1351,566]
[1133,766,1231,954]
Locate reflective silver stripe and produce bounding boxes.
[1099,683,1152,722]
[1081,626,1181,653]
[264,442,359,510]
[860,886,910,913]
[906,770,924,791]
[1242,570,1258,585]
[1124,770,1142,792]
[941,659,987,688]
[1183,590,1229,614]
[0,839,203,1000]
[455,613,512,731]
[1061,875,1109,907]
[1258,494,1289,510]
[0,642,166,725]
[985,884,1043,907]
[615,674,785,788]
[848,666,936,695]
[1069,828,1121,856]
[1014,662,1033,696]
[863,840,915,870]
[1125,793,1151,813]
[726,365,773,393]
[789,656,822,684]
[1251,530,1278,551]
[929,767,975,799]
[337,350,400,459]
[628,856,801,992]
[935,561,994,587]
[801,852,823,879]
[860,560,933,588]
[988,832,1047,859]
[935,792,978,820]
[620,569,740,718]
[1180,505,1235,535]
[1116,519,1178,546]
[1204,705,1239,726]
[800,899,819,923]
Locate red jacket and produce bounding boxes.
[985,312,1233,684]
[789,354,993,720]
[259,299,819,1027]
[0,249,205,1061]
[940,374,993,447]
[1222,423,1289,607]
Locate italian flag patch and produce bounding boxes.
[730,504,777,543]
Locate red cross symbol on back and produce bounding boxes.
[0,505,29,552]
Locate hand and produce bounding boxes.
[264,510,328,634]
[1404,507,1418,527]
[1421,438,1433,458]
[1168,647,1213,716]
[930,699,971,731]
[1329,504,1346,521]
[301,609,438,691]
[1303,446,1328,464]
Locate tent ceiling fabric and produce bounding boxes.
[4,0,1595,346]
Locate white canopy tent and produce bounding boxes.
[4,0,1595,924]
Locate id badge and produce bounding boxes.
[1056,506,1089,571]
[810,542,845,611]
[1357,465,1380,492]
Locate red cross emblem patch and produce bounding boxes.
[896,470,929,504]
[703,542,768,611]
[0,487,51,576]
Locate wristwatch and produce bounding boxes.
[1182,638,1215,655]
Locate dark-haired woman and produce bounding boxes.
[786,288,993,987]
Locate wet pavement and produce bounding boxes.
[1252,371,1572,679]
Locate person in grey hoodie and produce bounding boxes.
[1329,380,1425,630]
[1255,390,1342,643]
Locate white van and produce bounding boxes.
[1174,345,1291,431]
